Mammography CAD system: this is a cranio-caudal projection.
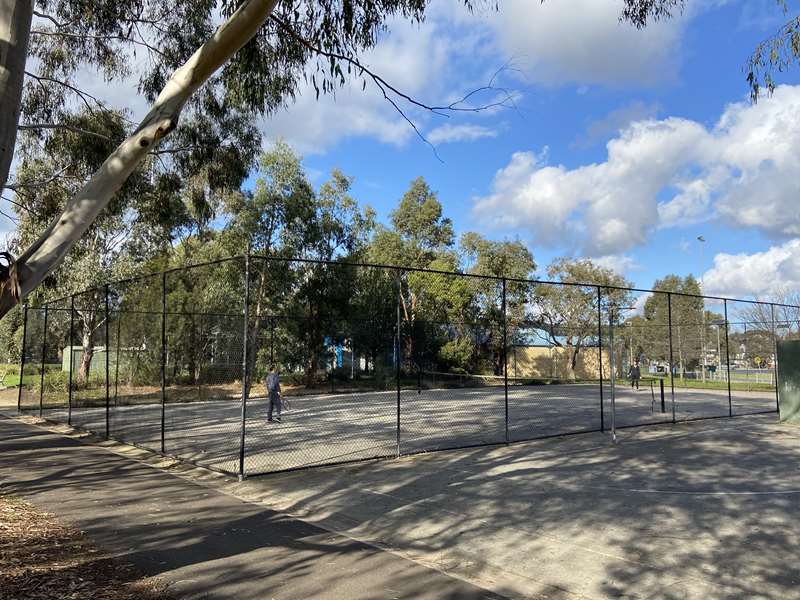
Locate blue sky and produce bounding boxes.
[256,0,800,300]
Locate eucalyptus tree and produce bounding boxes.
[0,0,711,318]
[641,275,705,378]
[534,259,632,381]
[460,232,535,374]
[219,141,375,383]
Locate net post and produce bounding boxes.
[502,277,509,445]
[667,292,676,424]
[160,271,166,454]
[17,302,28,411]
[68,295,74,425]
[396,270,402,458]
[723,299,732,417]
[104,284,110,439]
[239,251,251,480]
[38,303,48,418]
[597,286,604,432]
[771,303,780,416]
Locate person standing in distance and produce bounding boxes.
[628,360,641,390]
[265,364,282,422]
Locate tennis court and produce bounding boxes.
[241,413,799,599]
[48,381,777,475]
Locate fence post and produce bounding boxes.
[160,271,166,454]
[17,302,28,411]
[667,292,676,424]
[104,284,110,439]
[68,296,74,425]
[396,270,402,458]
[502,278,509,444]
[239,251,251,480]
[114,307,121,405]
[723,299,732,417]
[597,286,604,432]
[771,303,780,416]
[38,304,48,417]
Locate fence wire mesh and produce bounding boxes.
[17,256,795,476]
[18,306,45,414]
[107,274,163,452]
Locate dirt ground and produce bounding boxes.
[0,388,18,407]
[0,493,174,600]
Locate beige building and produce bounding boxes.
[509,345,610,380]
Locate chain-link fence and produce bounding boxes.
[16,256,797,476]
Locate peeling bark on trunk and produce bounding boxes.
[565,340,581,381]
[0,0,280,317]
[0,0,33,193]
[78,329,93,385]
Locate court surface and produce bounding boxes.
[40,381,777,475]
[236,414,800,599]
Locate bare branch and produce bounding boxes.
[0,194,42,218]
[30,28,168,58]
[149,142,234,155]
[31,10,78,29]
[5,163,76,192]
[0,208,18,224]
[18,123,112,141]
[24,71,104,114]
[269,14,517,153]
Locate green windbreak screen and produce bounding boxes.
[777,340,800,423]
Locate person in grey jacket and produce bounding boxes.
[628,361,641,390]
[265,365,282,422]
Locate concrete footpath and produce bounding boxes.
[0,415,503,599]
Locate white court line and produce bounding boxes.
[599,486,800,496]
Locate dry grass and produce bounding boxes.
[0,494,175,600]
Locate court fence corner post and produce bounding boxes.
[771,303,780,416]
[502,277,509,445]
[723,299,732,417]
[38,303,48,418]
[395,269,402,459]
[597,286,604,432]
[239,250,251,480]
[160,271,166,455]
[17,302,28,412]
[105,284,110,439]
[68,296,74,426]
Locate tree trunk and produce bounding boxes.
[0,0,33,192]
[0,0,280,317]
[565,342,579,381]
[78,329,94,385]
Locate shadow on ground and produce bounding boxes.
[0,416,508,600]
[236,414,800,599]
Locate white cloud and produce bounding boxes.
[592,254,640,275]
[487,0,686,87]
[703,240,800,298]
[573,101,662,148]
[474,85,800,256]
[428,123,498,145]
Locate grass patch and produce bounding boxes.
[0,493,175,599]
[641,376,775,393]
